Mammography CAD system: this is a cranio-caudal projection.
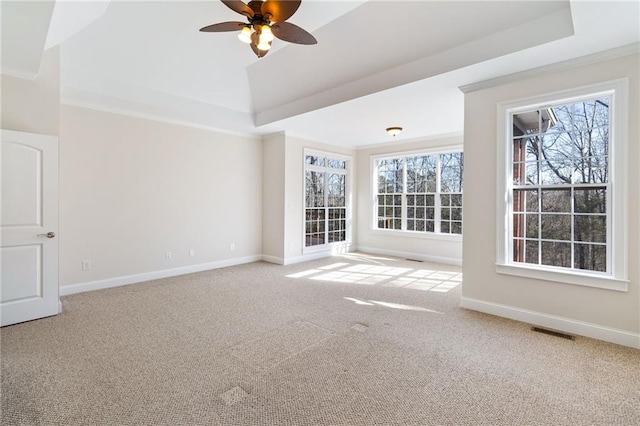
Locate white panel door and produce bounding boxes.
[1,129,59,326]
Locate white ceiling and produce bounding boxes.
[3,1,640,147]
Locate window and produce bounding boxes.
[497,80,628,291]
[374,148,463,235]
[304,150,350,249]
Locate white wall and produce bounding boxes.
[356,135,464,264]
[262,133,286,262]
[461,53,639,345]
[1,47,60,136]
[59,105,263,289]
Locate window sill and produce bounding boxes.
[495,263,628,292]
[371,228,463,241]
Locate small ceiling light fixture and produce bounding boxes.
[386,127,403,137]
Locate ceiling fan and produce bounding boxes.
[200,0,317,58]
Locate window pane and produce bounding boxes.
[514,213,540,239]
[513,214,524,238]
[451,222,462,234]
[574,244,606,272]
[574,156,608,184]
[306,155,325,166]
[568,98,610,132]
[541,214,571,241]
[426,208,434,220]
[514,162,539,185]
[526,214,539,239]
[541,241,571,268]
[540,160,572,185]
[327,173,345,207]
[406,155,436,193]
[513,137,540,162]
[440,153,464,192]
[327,159,346,169]
[525,240,539,264]
[541,189,571,212]
[513,189,538,212]
[513,111,540,135]
[305,171,324,207]
[574,215,606,243]
[540,131,574,162]
[574,188,606,214]
[377,158,403,193]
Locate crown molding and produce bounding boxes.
[459,43,640,94]
[61,88,262,141]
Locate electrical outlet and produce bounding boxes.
[230,243,236,251]
[189,249,195,257]
[165,251,172,260]
[82,260,91,271]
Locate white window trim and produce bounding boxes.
[302,148,353,255]
[496,79,629,291]
[371,145,464,239]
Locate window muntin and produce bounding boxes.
[305,152,349,248]
[374,150,463,235]
[510,97,610,274]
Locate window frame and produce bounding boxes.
[496,79,629,291]
[371,145,464,240]
[303,148,352,254]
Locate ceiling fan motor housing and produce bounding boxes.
[248,1,266,17]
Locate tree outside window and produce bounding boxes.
[375,150,463,235]
[511,97,609,273]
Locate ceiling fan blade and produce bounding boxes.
[272,22,316,45]
[199,21,246,32]
[221,0,254,17]
[261,0,301,22]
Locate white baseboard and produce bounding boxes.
[460,297,640,349]
[357,246,462,266]
[60,255,262,296]
[261,255,285,265]
[263,246,355,266]
[283,251,333,266]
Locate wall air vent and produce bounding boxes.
[531,326,575,340]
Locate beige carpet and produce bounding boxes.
[2,253,639,425]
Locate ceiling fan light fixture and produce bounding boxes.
[386,127,403,137]
[260,24,274,42]
[256,40,271,51]
[238,26,253,43]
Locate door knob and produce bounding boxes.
[37,232,56,238]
